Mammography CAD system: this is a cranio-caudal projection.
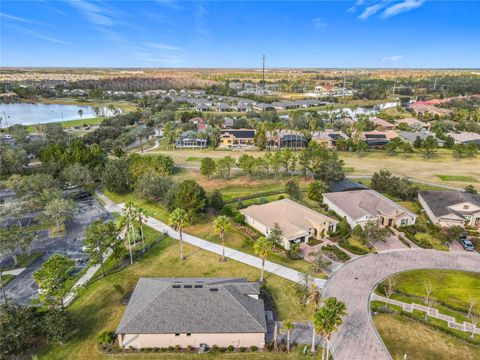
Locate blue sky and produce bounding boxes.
[1,1,479,68]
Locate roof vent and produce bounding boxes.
[210,288,218,292]
[194,285,203,288]
[172,285,181,289]
[184,285,192,288]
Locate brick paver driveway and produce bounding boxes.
[323,249,480,360]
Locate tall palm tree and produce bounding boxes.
[78,109,83,119]
[169,208,189,260]
[135,207,147,253]
[119,201,136,264]
[283,320,295,353]
[307,283,322,309]
[214,215,230,262]
[312,297,347,360]
[253,236,271,282]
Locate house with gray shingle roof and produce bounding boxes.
[418,190,480,228]
[116,278,267,349]
[323,190,417,228]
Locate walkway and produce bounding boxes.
[95,189,326,288]
[371,293,480,335]
[2,267,26,276]
[324,249,480,360]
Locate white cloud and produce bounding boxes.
[382,55,403,61]
[147,43,183,51]
[358,3,385,20]
[134,51,185,66]
[0,13,44,25]
[194,3,211,40]
[312,18,328,28]
[3,23,70,45]
[67,0,115,26]
[382,0,425,18]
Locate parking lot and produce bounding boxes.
[2,196,113,305]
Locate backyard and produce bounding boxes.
[39,234,315,360]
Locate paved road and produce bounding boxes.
[96,190,326,288]
[323,249,480,360]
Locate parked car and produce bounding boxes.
[460,239,475,251]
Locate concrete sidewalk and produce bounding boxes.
[96,189,326,288]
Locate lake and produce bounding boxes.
[0,102,114,127]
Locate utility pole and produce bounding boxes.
[433,77,437,91]
[262,54,266,89]
[343,71,346,96]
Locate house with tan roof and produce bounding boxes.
[240,199,338,249]
[311,130,349,149]
[371,117,395,130]
[323,190,417,228]
[394,117,431,131]
[446,132,480,146]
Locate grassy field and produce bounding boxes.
[436,174,478,182]
[39,235,315,360]
[373,313,480,360]
[102,189,321,276]
[387,269,480,313]
[151,146,480,189]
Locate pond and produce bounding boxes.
[0,102,115,127]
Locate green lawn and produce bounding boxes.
[0,274,14,289]
[388,269,480,313]
[102,190,322,277]
[436,174,478,182]
[39,234,314,360]
[373,313,480,360]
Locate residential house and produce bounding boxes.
[266,130,308,149]
[311,130,349,150]
[240,198,338,250]
[359,130,394,148]
[219,129,255,149]
[253,103,276,111]
[328,179,368,193]
[409,102,452,116]
[175,131,207,149]
[446,132,480,146]
[223,117,235,128]
[371,117,395,130]
[398,130,445,147]
[418,190,480,228]
[323,190,417,228]
[116,278,267,349]
[394,118,431,131]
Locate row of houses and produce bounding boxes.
[115,185,479,350]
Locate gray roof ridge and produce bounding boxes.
[118,279,171,332]
[222,285,267,332]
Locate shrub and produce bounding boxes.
[239,347,247,352]
[250,345,258,352]
[338,239,368,255]
[174,345,181,353]
[227,345,235,352]
[258,197,268,204]
[218,347,227,353]
[322,245,351,262]
[277,195,285,200]
[236,200,245,209]
[97,330,116,346]
[233,212,245,224]
[221,205,235,217]
[211,345,219,353]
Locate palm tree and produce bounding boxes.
[307,283,322,309]
[118,201,136,264]
[135,207,147,253]
[312,297,347,360]
[253,236,271,282]
[283,320,295,352]
[169,208,189,260]
[214,216,230,262]
[78,109,83,119]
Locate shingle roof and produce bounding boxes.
[323,190,415,220]
[221,129,255,139]
[329,179,368,193]
[116,278,266,335]
[240,199,338,240]
[419,190,480,218]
